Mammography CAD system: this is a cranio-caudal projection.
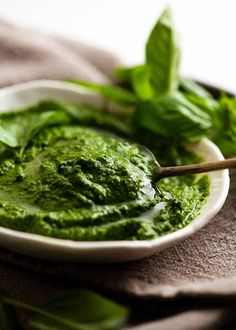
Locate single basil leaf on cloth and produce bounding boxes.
[0,109,70,151]
[0,297,16,330]
[66,79,137,107]
[135,91,212,141]
[28,321,58,330]
[4,290,128,330]
[29,289,128,330]
[146,7,180,96]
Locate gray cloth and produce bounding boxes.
[0,18,236,330]
[0,18,120,86]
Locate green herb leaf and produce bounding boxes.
[212,95,236,155]
[179,77,213,99]
[0,110,69,152]
[180,88,226,145]
[116,8,181,98]
[20,111,70,153]
[183,92,219,114]
[66,80,137,107]
[135,92,212,140]
[0,297,16,330]
[146,7,180,96]
[114,65,153,100]
[114,65,143,82]
[4,289,128,330]
[0,121,21,148]
[29,321,60,330]
[131,66,153,100]
[63,104,132,135]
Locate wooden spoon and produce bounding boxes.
[140,145,236,179]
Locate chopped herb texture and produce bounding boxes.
[0,100,209,241]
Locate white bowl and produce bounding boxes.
[0,80,230,263]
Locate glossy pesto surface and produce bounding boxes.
[0,101,209,240]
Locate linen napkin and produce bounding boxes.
[0,19,235,330]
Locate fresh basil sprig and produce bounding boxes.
[0,7,235,156]
[67,6,236,156]
[1,289,128,330]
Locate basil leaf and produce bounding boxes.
[179,77,213,99]
[66,80,137,106]
[181,91,223,141]
[64,104,132,135]
[212,95,236,155]
[20,111,70,153]
[0,117,24,148]
[4,289,128,330]
[30,321,60,330]
[131,66,153,100]
[114,65,153,100]
[183,92,219,114]
[183,92,221,136]
[114,65,144,82]
[0,110,69,152]
[32,289,127,330]
[0,297,16,330]
[146,7,180,96]
[135,92,212,140]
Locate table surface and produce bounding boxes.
[1,0,236,93]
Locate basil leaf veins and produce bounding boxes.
[146,6,180,96]
[3,289,128,330]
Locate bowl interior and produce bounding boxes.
[0,80,230,262]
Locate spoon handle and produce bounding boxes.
[157,157,236,178]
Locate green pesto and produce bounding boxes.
[0,101,209,240]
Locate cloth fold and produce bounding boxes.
[0,18,120,87]
[0,18,235,330]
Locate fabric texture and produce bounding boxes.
[0,18,235,330]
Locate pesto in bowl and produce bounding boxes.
[0,100,209,241]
